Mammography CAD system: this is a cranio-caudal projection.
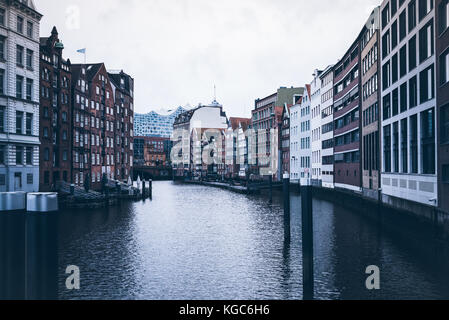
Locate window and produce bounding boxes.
[400,82,408,112]
[26,147,32,165]
[44,148,49,161]
[382,4,390,29]
[419,0,433,21]
[16,111,23,134]
[409,0,417,31]
[399,10,407,41]
[384,125,392,172]
[421,108,435,174]
[27,21,33,38]
[382,32,391,59]
[441,104,449,144]
[0,106,3,133]
[16,76,23,98]
[16,146,23,165]
[17,16,23,33]
[383,94,391,120]
[27,174,33,185]
[383,61,391,89]
[409,36,417,71]
[392,53,399,83]
[26,49,33,69]
[409,76,418,108]
[419,65,435,103]
[419,20,434,63]
[43,127,48,138]
[440,48,449,85]
[401,119,408,173]
[0,145,4,165]
[26,79,33,100]
[16,45,24,66]
[400,45,407,77]
[26,113,32,135]
[0,8,4,26]
[393,88,399,116]
[392,21,398,49]
[410,114,418,173]
[0,69,3,95]
[439,0,449,34]
[393,122,399,172]
[0,36,5,60]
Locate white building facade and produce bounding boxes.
[320,66,335,188]
[310,70,323,185]
[299,84,312,179]
[0,0,41,192]
[172,100,228,177]
[290,100,301,183]
[380,0,438,206]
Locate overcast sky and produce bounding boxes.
[37,0,380,117]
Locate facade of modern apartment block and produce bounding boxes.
[380,0,438,206]
[310,70,323,185]
[333,36,362,192]
[134,106,187,138]
[39,27,72,191]
[361,8,381,197]
[436,0,449,212]
[320,66,335,189]
[0,0,41,192]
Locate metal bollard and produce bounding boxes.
[283,173,290,242]
[300,178,314,300]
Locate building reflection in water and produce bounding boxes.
[0,213,58,300]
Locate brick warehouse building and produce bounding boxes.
[82,63,116,190]
[70,63,134,191]
[39,27,71,191]
[108,70,134,181]
[436,0,449,212]
[70,64,91,188]
[333,36,362,192]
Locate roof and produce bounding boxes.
[229,117,251,131]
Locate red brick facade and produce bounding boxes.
[39,27,72,191]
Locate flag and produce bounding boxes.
[77,48,86,54]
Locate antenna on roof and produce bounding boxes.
[214,84,217,102]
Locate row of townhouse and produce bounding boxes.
[288,0,449,213]
[0,0,134,193]
[169,0,449,214]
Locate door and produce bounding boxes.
[14,173,22,190]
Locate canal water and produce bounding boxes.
[1,181,449,300]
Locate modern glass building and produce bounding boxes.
[134,106,187,138]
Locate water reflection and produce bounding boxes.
[1,181,449,300]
